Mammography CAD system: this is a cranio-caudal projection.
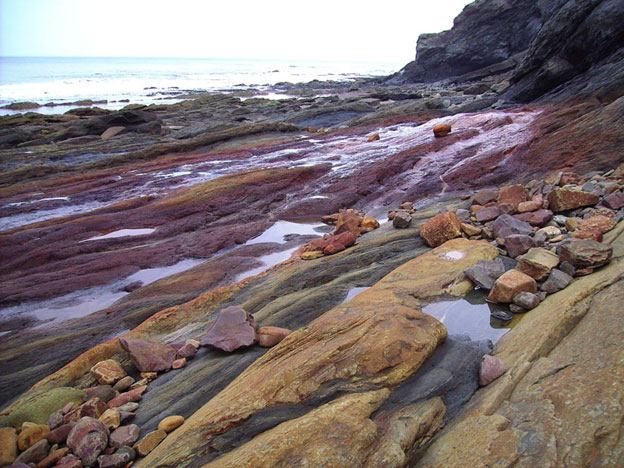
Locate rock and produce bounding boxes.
[96,447,135,468]
[257,326,292,347]
[323,242,345,255]
[8,388,86,428]
[491,309,513,323]
[116,402,139,413]
[492,214,533,239]
[509,303,527,314]
[420,212,462,247]
[392,210,412,228]
[514,209,553,227]
[98,409,120,431]
[139,371,158,381]
[118,337,177,372]
[559,239,613,269]
[367,133,380,142]
[475,206,500,223]
[516,248,560,281]
[464,258,505,290]
[0,427,17,466]
[559,261,576,277]
[472,189,498,206]
[504,234,535,258]
[100,126,125,140]
[107,386,146,408]
[571,230,603,241]
[578,215,617,234]
[200,306,258,352]
[541,269,574,294]
[497,184,528,210]
[46,422,75,445]
[84,386,118,403]
[547,188,600,213]
[185,339,200,349]
[90,360,126,385]
[133,430,166,457]
[34,447,69,468]
[17,424,49,451]
[67,417,109,467]
[488,269,538,303]
[157,415,184,433]
[517,200,542,212]
[512,291,540,310]
[602,191,624,210]
[172,358,186,369]
[64,398,108,423]
[46,410,63,430]
[14,439,49,465]
[112,376,134,392]
[460,222,482,236]
[109,425,140,449]
[301,250,324,260]
[433,123,452,137]
[479,355,507,386]
[536,226,561,240]
[360,216,380,231]
[497,203,516,216]
[175,343,197,359]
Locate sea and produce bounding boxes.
[0,56,400,115]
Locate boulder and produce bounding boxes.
[67,417,109,467]
[488,269,537,303]
[420,212,462,247]
[504,234,535,258]
[200,306,259,352]
[472,189,498,206]
[547,188,599,212]
[479,355,507,386]
[464,258,505,290]
[559,239,613,269]
[109,424,140,449]
[158,415,185,433]
[497,184,528,210]
[0,427,17,466]
[8,387,86,428]
[90,360,126,385]
[119,337,177,372]
[17,424,49,451]
[433,123,452,137]
[392,210,412,228]
[516,248,560,281]
[512,291,540,310]
[133,430,167,457]
[514,209,553,227]
[492,214,533,239]
[13,439,49,466]
[541,269,574,294]
[475,206,500,223]
[257,326,292,347]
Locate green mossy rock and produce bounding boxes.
[8,387,86,428]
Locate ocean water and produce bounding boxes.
[0,56,399,114]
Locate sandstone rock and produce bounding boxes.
[172,358,186,369]
[361,216,380,231]
[67,417,109,467]
[90,360,126,385]
[464,258,505,290]
[133,430,166,457]
[497,184,528,210]
[420,212,462,247]
[559,239,613,269]
[517,200,542,212]
[14,439,49,465]
[433,123,451,137]
[603,191,624,210]
[460,222,481,236]
[107,386,146,408]
[504,234,535,258]
[100,126,125,140]
[512,291,540,310]
[34,447,69,468]
[0,427,17,466]
[158,415,184,433]
[492,214,533,239]
[84,386,118,403]
[257,326,292,347]
[46,422,75,445]
[8,387,86,428]
[200,306,258,352]
[112,376,134,392]
[579,215,617,234]
[479,355,506,386]
[488,269,537,303]
[64,398,108,423]
[475,206,500,223]
[541,269,573,294]
[547,188,599,212]
[367,133,380,142]
[17,424,49,451]
[472,189,498,206]
[392,210,412,228]
[109,424,140,449]
[119,337,176,372]
[98,409,120,431]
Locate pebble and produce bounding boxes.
[133,429,167,457]
[158,415,185,433]
[479,355,507,386]
[113,376,135,392]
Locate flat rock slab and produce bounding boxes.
[200,306,259,352]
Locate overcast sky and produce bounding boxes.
[0,0,473,65]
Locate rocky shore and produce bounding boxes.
[1,0,623,467]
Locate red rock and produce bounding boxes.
[497,203,516,215]
[84,385,118,403]
[112,376,134,392]
[257,326,292,347]
[176,343,197,360]
[172,358,187,369]
[558,172,581,186]
[470,204,485,214]
[578,215,616,234]
[200,306,258,352]
[119,337,177,372]
[516,248,560,281]
[517,200,542,212]
[472,189,498,206]
[571,230,603,241]
[35,447,69,468]
[64,398,109,423]
[488,269,537,303]
[547,188,599,212]
[367,133,380,142]
[460,222,482,236]
[419,212,462,247]
[602,191,624,210]
[46,422,76,445]
[479,355,507,386]
[497,184,528,210]
[107,386,147,408]
[66,417,109,467]
[475,206,500,223]
[433,123,452,137]
[323,243,345,255]
[109,424,140,449]
[14,439,50,465]
[53,454,83,468]
[90,359,126,385]
[514,209,553,227]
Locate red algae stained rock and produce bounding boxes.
[488,269,537,303]
[90,360,126,386]
[200,306,258,352]
[420,212,462,247]
[433,123,452,137]
[547,188,599,212]
[257,326,292,347]
[119,337,177,373]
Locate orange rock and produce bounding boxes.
[90,359,127,385]
[469,205,485,214]
[134,429,167,457]
[0,428,17,466]
[360,217,380,231]
[17,424,50,451]
[140,371,158,381]
[35,447,69,468]
[419,212,463,247]
[433,123,452,137]
[571,230,603,242]
[172,358,187,369]
[488,269,538,303]
[578,215,616,234]
[257,326,292,347]
[367,133,380,142]
[547,188,599,212]
[323,243,345,255]
[517,200,542,213]
[497,184,528,210]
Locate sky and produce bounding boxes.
[0,0,473,66]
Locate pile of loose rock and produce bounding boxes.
[392,168,622,318]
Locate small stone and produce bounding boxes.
[514,209,553,227]
[301,250,324,260]
[571,230,603,241]
[541,269,574,294]
[54,454,83,468]
[66,417,109,467]
[109,425,140,449]
[509,304,527,314]
[116,402,139,413]
[497,203,516,215]
[536,226,561,239]
[61,402,76,415]
[157,415,185,433]
[99,409,121,431]
[512,291,540,310]
[0,427,17,466]
[460,222,481,236]
[133,430,167,457]
[547,188,600,212]
[112,376,134,392]
[35,446,69,468]
[392,211,412,228]
[18,424,50,451]
[64,398,109,423]
[464,258,505,290]
[46,411,64,430]
[517,200,541,213]
[172,358,187,369]
[472,189,498,206]
[84,385,118,403]
[139,372,158,381]
[602,191,624,210]
[549,234,565,243]
[107,386,147,408]
[559,239,613,268]
[516,248,560,281]
[475,206,500,223]
[479,355,507,386]
[257,326,292,347]
[14,439,50,465]
[419,212,462,247]
[185,339,200,349]
[360,217,380,231]
[553,215,567,225]
[130,379,149,389]
[504,234,535,258]
[488,269,538,303]
[470,204,485,214]
[90,360,127,386]
[118,411,135,424]
[455,209,470,221]
[490,309,513,322]
[46,422,75,445]
[367,133,380,142]
[433,123,451,137]
[559,261,576,277]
